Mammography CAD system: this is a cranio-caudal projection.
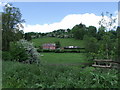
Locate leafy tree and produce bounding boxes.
[83,35,98,60]
[97,26,106,40]
[84,35,98,53]
[72,23,86,40]
[97,12,117,59]
[99,12,116,31]
[101,34,112,59]
[2,3,25,51]
[24,33,32,41]
[0,30,1,50]
[116,26,120,61]
[67,29,71,33]
[14,30,24,41]
[87,26,97,37]
[55,41,61,48]
[108,30,117,39]
[97,31,116,59]
[110,38,118,60]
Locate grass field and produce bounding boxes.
[2,37,118,88]
[2,60,119,88]
[31,37,84,48]
[32,37,88,64]
[40,53,89,64]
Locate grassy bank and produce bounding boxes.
[31,37,84,48]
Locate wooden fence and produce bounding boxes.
[92,59,120,68]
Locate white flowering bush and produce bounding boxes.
[2,39,40,64]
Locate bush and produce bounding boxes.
[2,42,28,62]
[3,40,40,64]
[9,42,29,62]
[55,49,60,53]
[2,51,12,61]
[37,49,43,52]
[55,49,64,53]
[42,49,52,52]
[19,39,40,64]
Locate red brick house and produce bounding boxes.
[42,43,56,50]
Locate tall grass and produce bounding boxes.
[2,61,119,88]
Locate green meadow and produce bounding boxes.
[31,37,84,48]
[40,53,89,64]
[2,38,119,88]
[32,37,88,64]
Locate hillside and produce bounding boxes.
[31,37,84,48]
[41,53,89,64]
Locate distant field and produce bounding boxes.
[31,37,84,48]
[40,53,89,64]
[32,38,87,64]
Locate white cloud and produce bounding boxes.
[22,13,118,33]
[0,2,7,7]
[114,10,118,15]
[118,11,120,26]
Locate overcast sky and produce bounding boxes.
[0,2,118,33]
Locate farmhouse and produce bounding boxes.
[42,43,56,50]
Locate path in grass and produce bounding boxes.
[40,53,91,65]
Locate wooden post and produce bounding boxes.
[110,63,112,67]
[95,62,96,65]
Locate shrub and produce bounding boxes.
[18,39,40,64]
[3,39,40,64]
[55,49,60,53]
[9,42,28,62]
[2,51,12,61]
[55,41,61,48]
[2,42,28,62]
[37,49,43,52]
[43,49,51,52]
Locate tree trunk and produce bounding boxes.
[2,31,10,51]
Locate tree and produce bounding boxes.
[116,26,120,61]
[97,26,106,40]
[67,29,71,33]
[83,35,98,60]
[0,29,1,50]
[55,41,61,48]
[108,30,117,39]
[97,12,117,59]
[24,33,32,41]
[71,23,86,40]
[102,34,112,59]
[87,26,97,37]
[99,12,116,32]
[2,3,25,51]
